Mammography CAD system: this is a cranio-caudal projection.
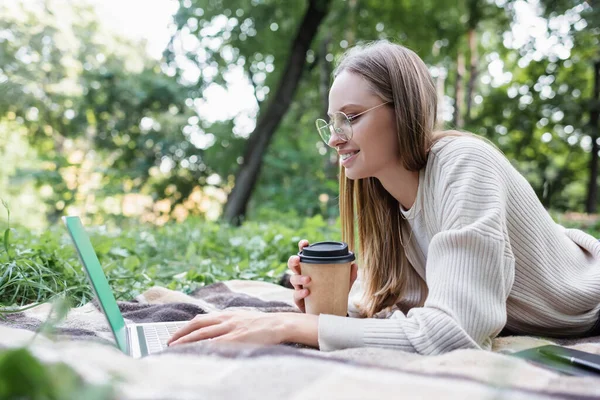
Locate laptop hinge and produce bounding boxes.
[127,325,143,358]
[136,325,149,357]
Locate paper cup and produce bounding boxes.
[298,241,355,316]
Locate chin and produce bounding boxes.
[343,168,369,181]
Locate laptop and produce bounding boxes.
[62,216,188,358]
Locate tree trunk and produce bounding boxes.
[453,51,465,128]
[586,60,600,213]
[223,0,332,225]
[465,28,478,121]
[544,147,576,208]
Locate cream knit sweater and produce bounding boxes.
[318,135,600,354]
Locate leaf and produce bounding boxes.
[0,347,114,399]
[123,255,141,271]
[3,229,9,257]
[35,295,72,341]
[109,247,129,258]
[0,347,51,398]
[239,271,258,280]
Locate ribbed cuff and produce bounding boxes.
[318,311,409,352]
[318,314,365,351]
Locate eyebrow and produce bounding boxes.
[327,103,364,117]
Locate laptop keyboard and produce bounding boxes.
[143,323,187,354]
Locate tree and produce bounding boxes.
[0,1,209,225]
[4,0,600,228]
[169,0,476,223]
[222,0,333,224]
[534,0,600,211]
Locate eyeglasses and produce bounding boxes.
[315,102,391,147]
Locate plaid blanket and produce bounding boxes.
[1,280,600,399]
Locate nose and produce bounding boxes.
[327,129,347,148]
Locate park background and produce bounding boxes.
[1,0,599,311]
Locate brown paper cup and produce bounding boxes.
[301,262,351,316]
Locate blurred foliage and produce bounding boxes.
[467,0,600,210]
[0,204,339,309]
[0,293,115,399]
[0,347,114,400]
[0,1,217,228]
[0,0,599,229]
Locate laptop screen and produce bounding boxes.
[62,216,128,353]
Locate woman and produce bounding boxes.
[168,40,600,354]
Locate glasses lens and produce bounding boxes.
[315,113,352,146]
[316,119,330,143]
[331,113,352,141]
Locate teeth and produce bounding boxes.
[341,151,358,160]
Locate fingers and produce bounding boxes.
[287,255,301,276]
[293,294,307,314]
[289,273,311,290]
[169,323,230,346]
[297,239,309,252]
[168,314,218,345]
[293,288,310,304]
[289,239,309,275]
[289,239,310,313]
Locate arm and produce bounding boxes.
[318,228,514,353]
[318,139,517,354]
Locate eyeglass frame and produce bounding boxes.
[315,101,392,146]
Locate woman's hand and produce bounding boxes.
[288,239,311,312]
[288,239,359,313]
[167,310,285,347]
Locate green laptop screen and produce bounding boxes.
[63,216,127,353]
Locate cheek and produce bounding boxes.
[359,123,399,163]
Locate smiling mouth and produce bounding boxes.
[340,151,359,161]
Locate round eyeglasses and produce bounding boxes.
[315,102,391,147]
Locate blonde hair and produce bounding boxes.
[335,40,465,317]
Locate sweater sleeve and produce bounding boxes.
[318,138,516,354]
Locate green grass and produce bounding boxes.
[0,207,340,310]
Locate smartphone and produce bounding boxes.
[511,344,600,377]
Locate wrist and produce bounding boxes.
[279,312,319,348]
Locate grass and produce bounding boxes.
[0,206,340,311]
